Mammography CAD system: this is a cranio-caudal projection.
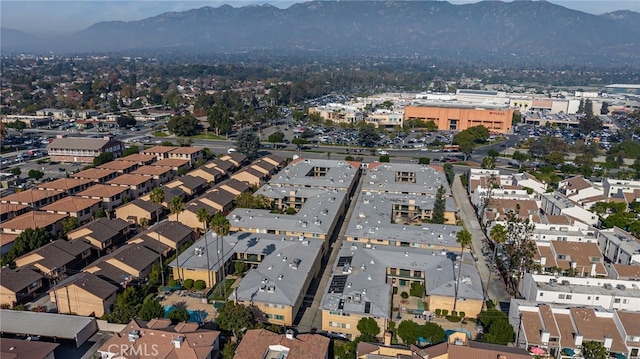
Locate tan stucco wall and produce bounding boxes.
[52,285,116,317]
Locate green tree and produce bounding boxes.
[235,130,261,159]
[453,229,472,312]
[418,157,431,165]
[487,149,500,158]
[267,131,285,147]
[543,151,565,166]
[443,163,454,186]
[1,227,53,266]
[167,307,190,324]
[116,115,136,128]
[512,151,529,162]
[379,154,390,163]
[222,342,237,359]
[61,217,79,235]
[234,261,246,275]
[169,196,184,282]
[150,187,166,285]
[482,316,515,345]
[122,145,139,157]
[211,212,230,296]
[397,320,421,345]
[27,169,44,180]
[93,152,114,166]
[139,297,165,321]
[292,137,308,151]
[357,317,381,341]
[503,207,536,290]
[481,157,496,170]
[358,124,380,147]
[583,341,608,359]
[215,301,255,339]
[10,168,21,178]
[168,114,201,137]
[488,224,507,284]
[235,192,270,209]
[431,185,446,224]
[6,120,27,134]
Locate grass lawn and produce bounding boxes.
[209,278,236,301]
[152,131,168,137]
[189,133,226,140]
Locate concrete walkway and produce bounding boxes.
[451,175,511,307]
[296,170,365,333]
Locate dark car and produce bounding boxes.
[58,167,66,172]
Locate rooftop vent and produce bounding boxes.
[128,330,140,342]
[172,336,184,349]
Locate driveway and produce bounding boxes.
[451,175,511,307]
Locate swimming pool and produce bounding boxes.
[163,306,208,324]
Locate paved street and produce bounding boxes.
[451,175,512,308]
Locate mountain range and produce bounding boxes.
[2,1,640,65]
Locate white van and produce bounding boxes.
[227,148,237,154]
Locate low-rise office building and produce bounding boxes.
[404,102,513,133]
[47,136,124,163]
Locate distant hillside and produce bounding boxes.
[2,1,640,65]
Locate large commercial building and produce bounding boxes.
[47,136,124,163]
[404,103,514,133]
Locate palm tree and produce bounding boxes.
[453,229,472,312]
[196,208,212,287]
[488,223,508,285]
[149,187,165,287]
[210,212,230,298]
[169,196,184,283]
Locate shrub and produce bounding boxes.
[183,279,194,289]
[459,311,466,319]
[441,309,449,317]
[409,283,425,297]
[194,280,206,290]
[446,315,462,322]
[435,309,442,316]
[168,279,178,287]
[400,291,409,299]
[451,311,458,317]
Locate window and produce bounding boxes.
[614,298,621,304]
[275,315,285,320]
[539,293,544,297]
[329,321,339,328]
[276,304,284,309]
[595,297,599,300]
[566,295,572,300]
[341,323,350,329]
[558,294,565,299]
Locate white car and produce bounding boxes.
[227,148,237,154]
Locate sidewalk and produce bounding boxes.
[451,175,511,306]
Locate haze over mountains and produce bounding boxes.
[2,1,639,65]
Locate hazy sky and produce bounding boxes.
[2,1,639,37]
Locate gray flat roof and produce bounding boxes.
[345,191,462,247]
[0,310,97,343]
[268,158,359,190]
[320,242,483,318]
[362,163,450,196]
[599,227,640,256]
[169,231,323,306]
[228,188,347,236]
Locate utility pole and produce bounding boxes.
[50,267,60,314]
